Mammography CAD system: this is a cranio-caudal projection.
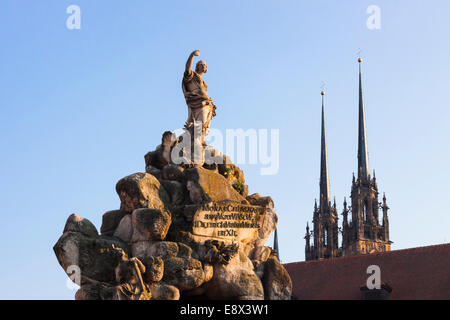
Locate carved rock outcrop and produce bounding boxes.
[53,131,291,300]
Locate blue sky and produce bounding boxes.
[0,0,449,299]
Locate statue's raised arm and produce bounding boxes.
[185,50,200,74]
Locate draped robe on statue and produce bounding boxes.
[182,69,216,141]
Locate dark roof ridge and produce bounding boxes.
[283,243,450,267]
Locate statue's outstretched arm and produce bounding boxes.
[185,50,200,73]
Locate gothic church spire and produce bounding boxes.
[357,58,370,181]
[320,91,330,209]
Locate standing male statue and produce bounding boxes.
[182,50,217,147]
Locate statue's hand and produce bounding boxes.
[193,50,200,56]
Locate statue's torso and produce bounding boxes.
[182,71,210,108]
[185,71,207,92]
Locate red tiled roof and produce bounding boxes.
[283,243,450,300]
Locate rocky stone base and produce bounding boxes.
[54,131,292,300]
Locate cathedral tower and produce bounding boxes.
[341,58,391,256]
[305,91,340,261]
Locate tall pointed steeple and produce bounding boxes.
[273,228,280,261]
[320,91,330,209]
[357,58,370,181]
[305,91,340,261]
[341,57,392,258]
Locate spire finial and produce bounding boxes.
[342,197,348,219]
[357,48,363,63]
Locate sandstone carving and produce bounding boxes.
[54,137,291,299]
[182,50,216,148]
[260,255,293,300]
[116,173,169,212]
[100,210,127,236]
[53,51,291,300]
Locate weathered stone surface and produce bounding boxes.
[115,257,145,283]
[246,194,274,209]
[127,241,212,292]
[254,260,265,279]
[141,256,164,283]
[182,204,201,222]
[145,165,162,180]
[240,184,249,198]
[132,208,171,241]
[184,167,247,204]
[75,283,101,300]
[111,283,151,300]
[254,208,278,248]
[177,242,193,259]
[131,226,148,243]
[150,283,180,300]
[75,279,118,300]
[261,256,292,300]
[218,161,245,186]
[55,137,291,300]
[132,241,181,260]
[205,249,264,300]
[241,194,278,249]
[64,214,98,238]
[250,246,272,263]
[203,240,239,265]
[203,147,224,167]
[160,180,187,206]
[100,210,127,236]
[161,164,184,182]
[113,214,133,243]
[185,181,202,204]
[112,254,152,300]
[116,173,169,213]
[131,241,152,260]
[76,279,151,301]
[170,230,198,249]
[202,162,218,173]
[144,132,176,170]
[162,256,208,291]
[147,241,179,259]
[203,264,214,283]
[53,231,129,284]
[144,149,167,170]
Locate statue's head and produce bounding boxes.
[162,131,176,147]
[195,60,207,74]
